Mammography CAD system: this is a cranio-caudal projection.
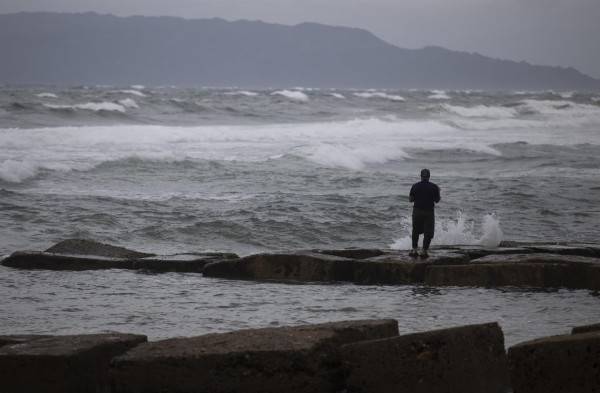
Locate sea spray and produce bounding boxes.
[389,211,503,249]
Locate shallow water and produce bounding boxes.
[1,266,598,346]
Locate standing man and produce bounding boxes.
[409,169,441,258]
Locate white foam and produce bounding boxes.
[225,90,259,97]
[330,93,346,99]
[44,102,127,113]
[130,85,145,90]
[354,92,405,102]
[118,90,147,97]
[36,92,58,99]
[271,90,309,102]
[428,90,450,100]
[592,97,600,103]
[559,91,574,99]
[518,99,600,116]
[443,104,518,118]
[389,211,503,249]
[118,98,139,109]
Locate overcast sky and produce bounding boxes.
[2,0,599,79]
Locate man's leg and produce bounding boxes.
[420,211,435,257]
[423,234,433,250]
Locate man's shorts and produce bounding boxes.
[412,207,435,236]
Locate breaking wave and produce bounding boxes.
[118,90,147,97]
[225,90,259,97]
[36,92,58,99]
[44,102,127,113]
[443,104,517,118]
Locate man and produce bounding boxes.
[409,168,441,258]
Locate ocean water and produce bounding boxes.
[1,86,599,342]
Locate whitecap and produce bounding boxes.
[118,98,139,109]
[353,92,405,102]
[329,93,346,99]
[44,102,127,113]
[443,104,518,118]
[271,90,309,102]
[118,90,147,97]
[427,90,450,100]
[225,90,259,97]
[130,85,145,90]
[36,92,58,99]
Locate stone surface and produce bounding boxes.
[315,248,386,260]
[111,319,398,393]
[352,251,468,285]
[425,253,600,290]
[0,335,50,348]
[508,331,600,393]
[45,238,154,259]
[1,251,135,270]
[523,244,600,258]
[0,333,147,393]
[341,322,510,393]
[202,252,356,282]
[132,253,239,273]
[572,322,600,335]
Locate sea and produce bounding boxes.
[1,86,599,344]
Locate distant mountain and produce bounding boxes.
[1,12,599,90]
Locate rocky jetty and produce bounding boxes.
[508,324,600,393]
[2,239,600,290]
[1,319,597,393]
[0,333,147,393]
[1,239,238,273]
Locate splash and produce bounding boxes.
[389,211,503,249]
[271,90,309,102]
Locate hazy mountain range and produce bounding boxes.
[1,12,598,90]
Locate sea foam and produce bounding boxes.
[443,104,517,118]
[389,211,503,249]
[118,90,147,97]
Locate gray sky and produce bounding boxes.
[3,0,600,79]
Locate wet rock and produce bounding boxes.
[341,322,510,393]
[352,251,468,285]
[315,248,386,260]
[508,331,600,393]
[522,244,600,258]
[45,238,154,259]
[572,322,600,335]
[0,333,147,393]
[0,335,50,348]
[425,253,600,289]
[440,245,534,259]
[132,253,239,273]
[111,319,398,393]
[202,252,356,282]
[1,251,134,271]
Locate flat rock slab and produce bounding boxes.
[1,251,134,271]
[314,248,386,260]
[0,335,50,348]
[425,253,600,290]
[341,322,510,393]
[572,322,600,335]
[352,251,468,285]
[111,319,398,393]
[45,238,154,259]
[508,331,600,393]
[203,251,468,285]
[0,333,147,393]
[202,252,356,282]
[132,253,239,273]
[436,245,533,259]
[470,253,600,266]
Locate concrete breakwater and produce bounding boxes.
[2,239,600,290]
[1,319,599,393]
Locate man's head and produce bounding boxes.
[420,168,430,180]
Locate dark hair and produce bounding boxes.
[421,168,430,178]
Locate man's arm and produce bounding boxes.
[409,185,415,202]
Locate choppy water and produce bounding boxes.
[1,86,599,341]
[1,266,599,346]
